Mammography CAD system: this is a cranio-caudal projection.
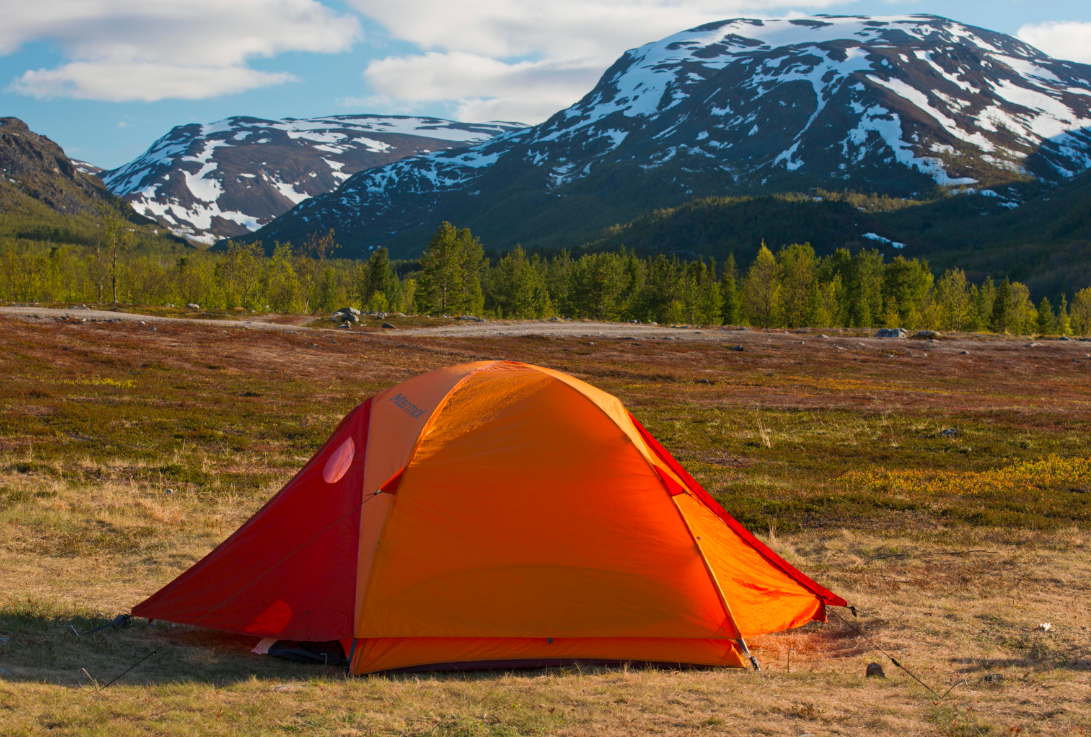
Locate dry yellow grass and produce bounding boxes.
[2,466,1089,735]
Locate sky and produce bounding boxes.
[1,0,1089,170]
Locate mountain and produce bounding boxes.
[246,15,1091,258]
[0,117,116,218]
[101,116,524,245]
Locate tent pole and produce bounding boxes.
[670,495,760,672]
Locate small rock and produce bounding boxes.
[940,428,959,438]
[138,320,146,325]
[151,326,156,331]
[866,662,885,678]
[982,673,1005,683]
[165,488,174,495]
[1059,336,1071,341]
[876,328,907,339]
[728,345,745,352]
[185,303,200,310]
[960,350,970,355]
[1035,622,1052,632]
[914,330,942,339]
[550,316,562,322]
[697,379,714,385]
[381,322,395,329]
[338,323,351,329]
[819,334,829,339]
[1028,342,1042,348]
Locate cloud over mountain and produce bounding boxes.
[346,0,848,123]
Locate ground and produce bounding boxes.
[1,309,1089,736]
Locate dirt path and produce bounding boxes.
[3,306,1089,355]
[0,305,308,332]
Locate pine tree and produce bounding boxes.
[1057,295,1072,336]
[743,243,780,328]
[720,254,740,325]
[777,243,816,328]
[991,278,1013,333]
[846,249,884,327]
[417,222,467,315]
[364,247,395,310]
[935,269,971,331]
[1037,296,1055,335]
[971,278,996,332]
[1072,288,1091,335]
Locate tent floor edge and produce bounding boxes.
[361,658,730,676]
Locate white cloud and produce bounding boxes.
[1018,21,1091,64]
[364,52,603,123]
[345,0,849,124]
[2,0,359,101]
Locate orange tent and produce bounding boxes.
[134,361,844,674]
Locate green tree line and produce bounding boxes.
[3,220,1090,335]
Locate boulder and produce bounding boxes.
[914,330,942,339]
[186,303,200,310]
[381,322,396,329]
[865,662,885,678]
[336,307,361,317]
[876,328,907,339]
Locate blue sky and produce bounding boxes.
[2,0,1089,169]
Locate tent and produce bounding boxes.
[134,360,845,674]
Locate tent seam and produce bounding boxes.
[353,361,501,639]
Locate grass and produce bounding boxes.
[1,314,1090,734]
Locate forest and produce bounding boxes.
[2,218,1090,334]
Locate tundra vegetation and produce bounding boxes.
[3,219,1090,334]
[0,310,1089,735]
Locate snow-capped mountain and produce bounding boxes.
[102,116,524,244]
[248,15,1091,257]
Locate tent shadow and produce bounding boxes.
[1,614,767,687]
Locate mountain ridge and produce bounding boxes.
[102,115,524,244]
[242,14,1091,258]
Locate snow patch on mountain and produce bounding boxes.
[102,115,524,243]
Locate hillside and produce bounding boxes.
[574,172,1091,298]
[102,116,524,245]
[0,117,187,259]
[0,117,117,219]
[244,15,1091,259]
